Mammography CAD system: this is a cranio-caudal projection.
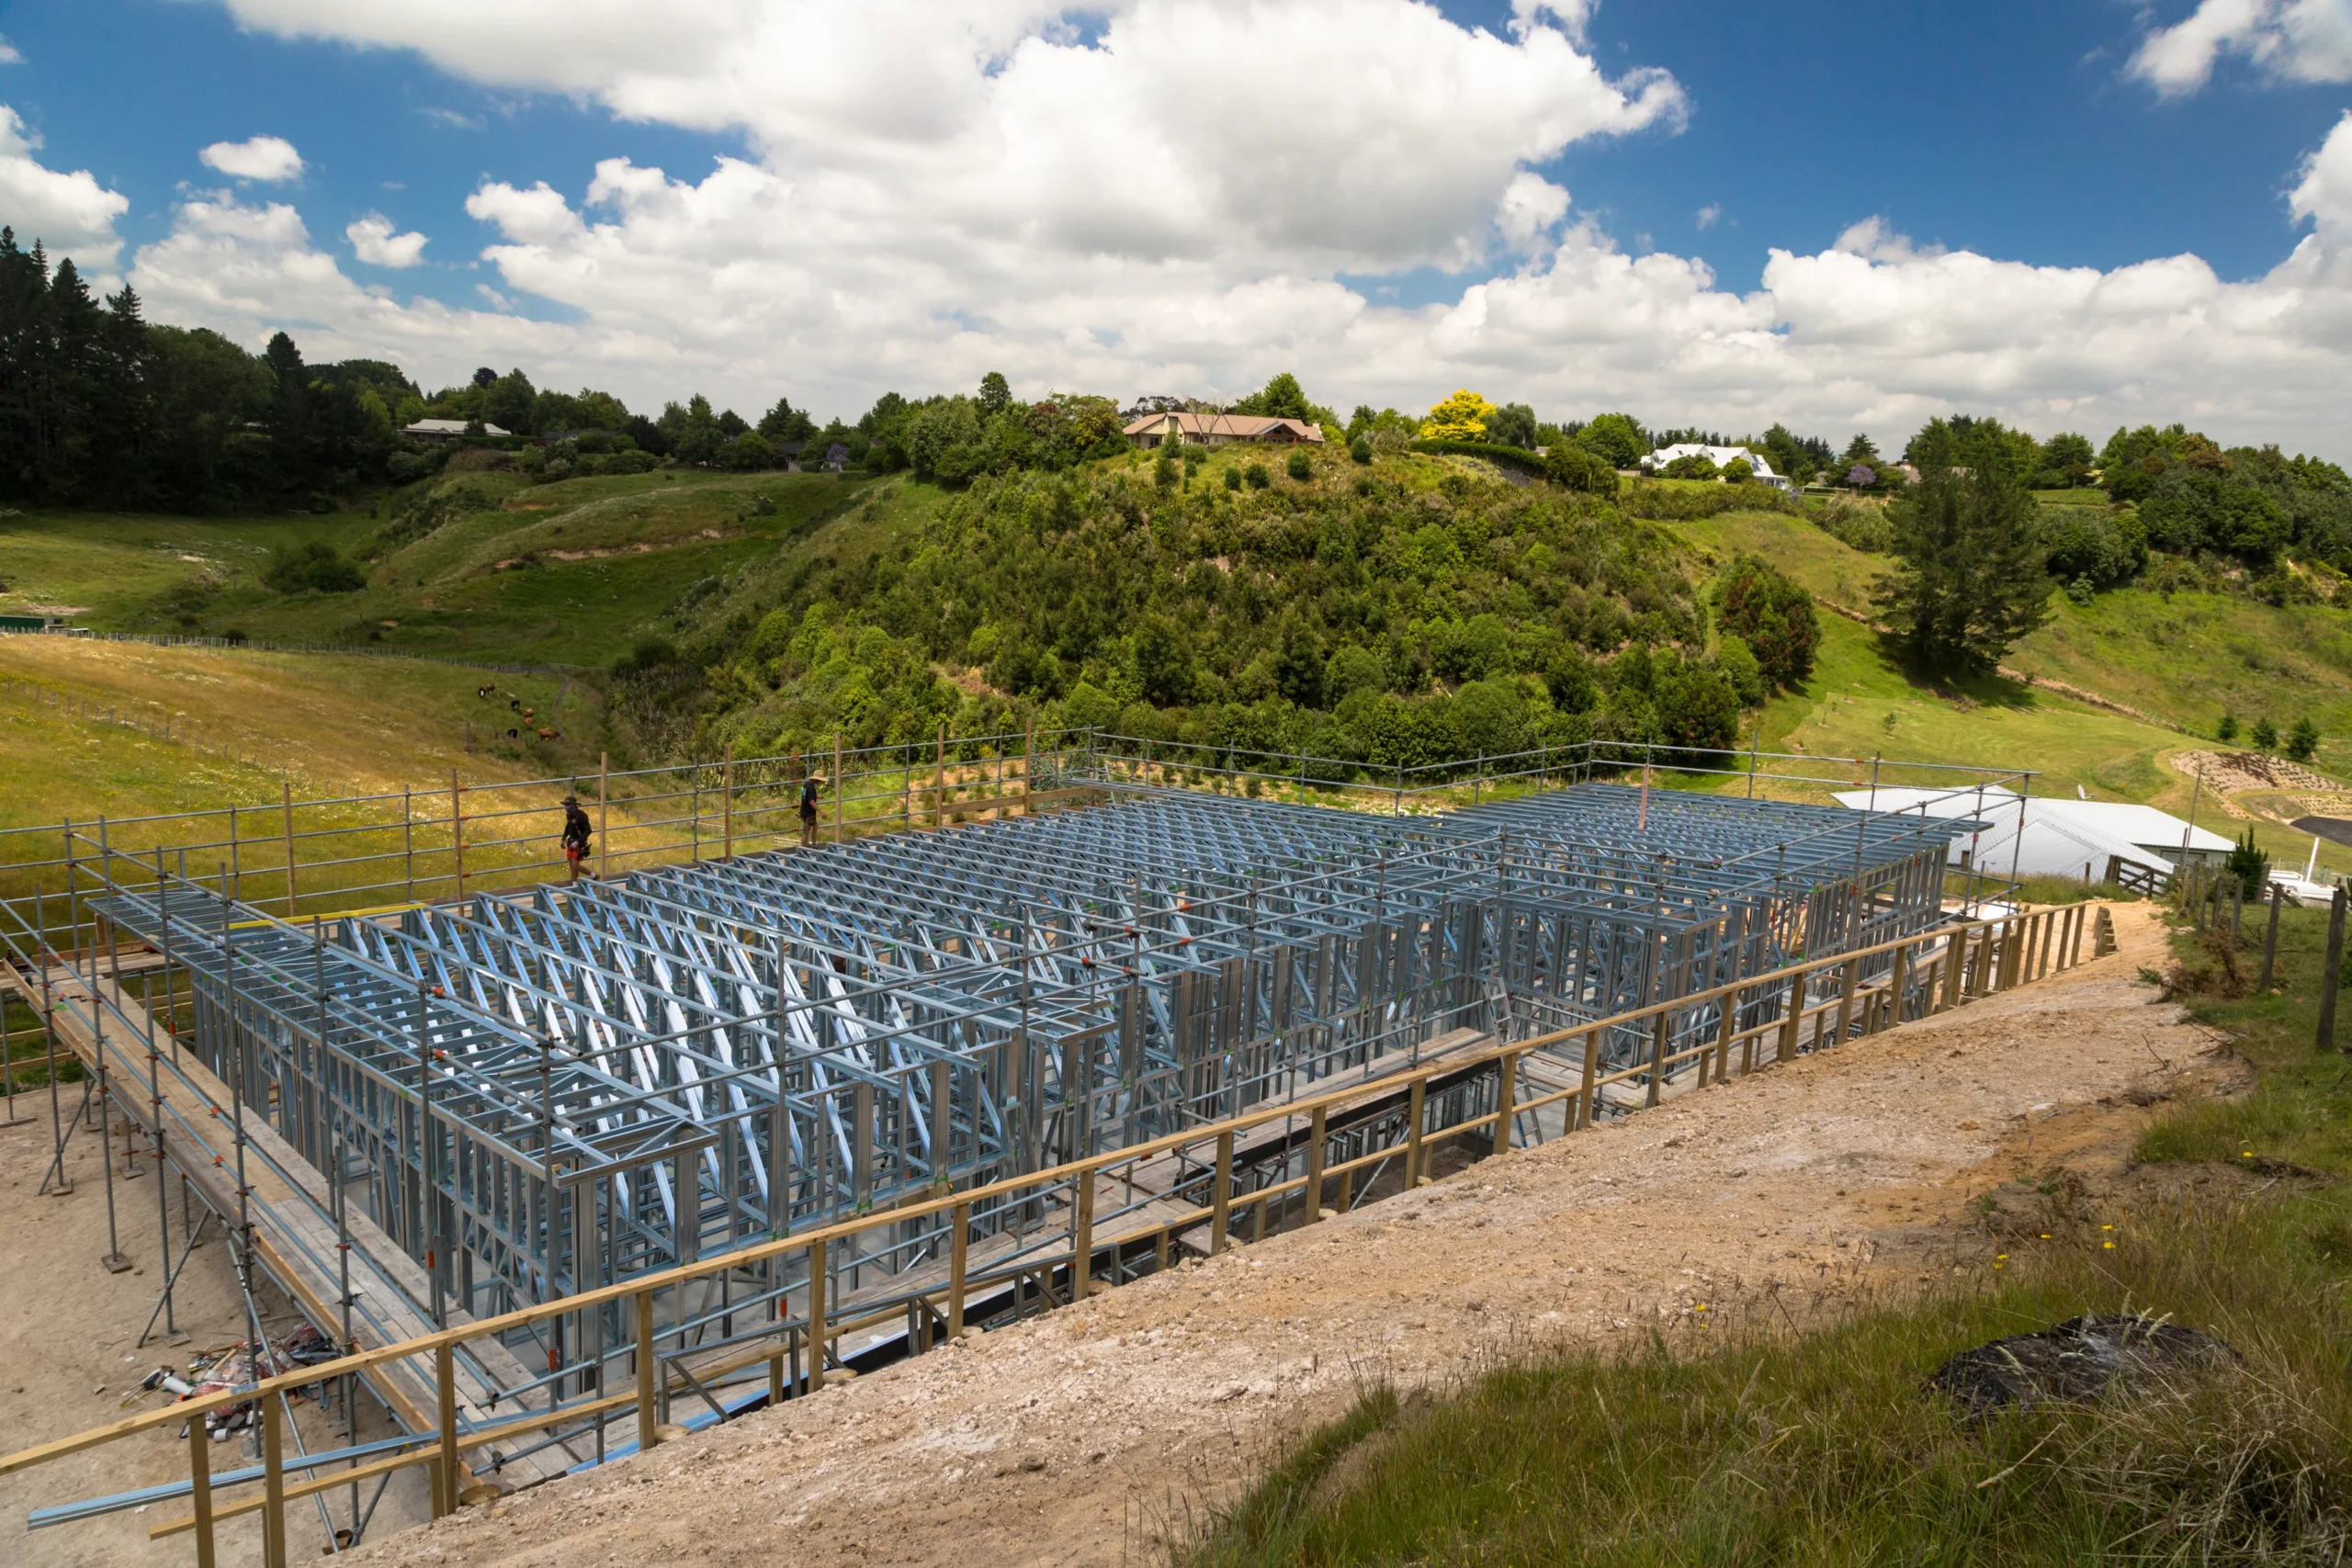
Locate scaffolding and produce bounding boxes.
[0,743,2035,1550]
[67,779,1974,1333]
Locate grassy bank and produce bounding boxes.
[1182,902,2352,1566]
[1663,504,2352,777]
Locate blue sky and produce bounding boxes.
[3,1,2350,449]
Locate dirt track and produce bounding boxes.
[345,903,2213,1568]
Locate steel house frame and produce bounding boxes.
[95,783,1973,1336]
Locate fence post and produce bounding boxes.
[1210,1130,1233,1252]
[449,768,466,900]
[435,1339,459,1514]
[187,1416,215,1568]
[261,1389,288,1568]
[1711,988,1736,1082]
[1778,969,1805,1062]
[634,1289,659,1451]
[808,1237,829,1392]
[1406,1076,1429,1183]
[1306,1104,1329,1219]
[1071,1161,1094,1299]
[597,751,610,880]
[2259,888,2283,993]
[280,781,297,918]
[2319,888,2346,1051]
[947,1202,969,1335]
[1577,1027,1600,1128]
[1644,1012,1668,1107]
[722,741,734,861]
[1887,942,1910,1029]
[1490,1051,1518,1153]
[832,733,845,843]
[936,721,949,829]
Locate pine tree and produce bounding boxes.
[94,284,157,503]
[1872,417,2052,676]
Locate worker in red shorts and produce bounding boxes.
[560,794,594,883]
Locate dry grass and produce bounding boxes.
[1183,904,2352,1567]
[1182,1204,2352,1567]
[0,637,598,825]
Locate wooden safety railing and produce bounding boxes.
[0,900,2100,1565]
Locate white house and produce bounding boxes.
[1639,443,1792,491]
[402,418,512,443]
[1831,785,2233,884]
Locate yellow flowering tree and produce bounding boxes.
[1418,389,1498,443]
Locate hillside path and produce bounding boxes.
[354,903,2207,1568]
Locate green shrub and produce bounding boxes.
[262,541,366,594]
[1244,462,1271,490]
[1286,450,1312,481]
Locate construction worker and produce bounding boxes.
[798,770,824,848]
[560,794,594,882]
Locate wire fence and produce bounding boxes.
[0,727,2042,954]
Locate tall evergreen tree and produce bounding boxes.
[1872,416,2052,675]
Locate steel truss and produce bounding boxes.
[94,782,1973,1331]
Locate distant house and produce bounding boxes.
[402,418,511,444]
[1638,443,1792,491]
[1124,412,1326,450]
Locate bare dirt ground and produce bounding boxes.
[0,1082,432,1567]
[310,902,2230,1568]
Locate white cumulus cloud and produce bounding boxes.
[198,134,304,182]
[98,6,2352,456]
[2131,0,2352,96]
[345,213,428,266]
[0,104,128,270]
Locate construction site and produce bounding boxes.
[0,732,2075,1565]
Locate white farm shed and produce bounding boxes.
[1830,786,2233,883]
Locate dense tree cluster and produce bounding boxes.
[657,454,1814,768]
[0,230,416,509]
[2098,424,2352,571]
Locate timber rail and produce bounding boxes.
[0,894,2100,1567]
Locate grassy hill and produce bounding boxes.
[0,636,599,831]
[10,451,2352,881]
[1666,504,2352,762]
[0,464,891,666]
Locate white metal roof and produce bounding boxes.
[1830,787,2230,880]
[1640,443,1777,477]
[402,418,512,437]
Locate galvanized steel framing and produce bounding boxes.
[94,780,1975,1333]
